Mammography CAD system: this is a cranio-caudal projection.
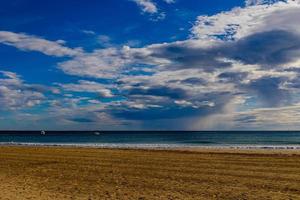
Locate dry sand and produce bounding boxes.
[0,146,300,199]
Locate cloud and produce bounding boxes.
[67,117,96,123]
[110,90,230,121]
[0,31,82,57]
[58,47,133,79]
[129,0,167,21]
[233,103,300,130]
[0,71,46,110]
[81,30,96,35]
[244,76,291,106]
[218,72,248,83]
[100,0,300,126]
[131,0,158,14]
[109,67,235,121]
[59,29,300,80]
[126,85,188,99]
[245,0,283,6]
[224,30,300,66]
[56,0,300,82]
[97,35,112,47]
[59,80,114,98]
[163,0,176,3]
[191,0,300,41]
[0,71,19,79]
[4,0,300,129]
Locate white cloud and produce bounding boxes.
[245,0,283,6]
[0,71,46,110]
[97,35,112,47]
[59,47,131,79]
[81,30,96,35]
[131,0,158,14]
[129,0,167,21]
[0,31,82,57]
[58,45,169,79]
[191,0,300,41]
[59,80,114,98]
[163,0,176,3]
[0,71,19,79]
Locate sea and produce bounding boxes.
[1,131,300,149]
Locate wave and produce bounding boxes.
[1,142,300,150]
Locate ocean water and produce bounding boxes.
[1,131,300,149]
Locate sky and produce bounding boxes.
[2,0,300,130]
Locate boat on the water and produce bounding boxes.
[41,131,46,135]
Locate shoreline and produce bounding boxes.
[1,143,300,156]
[1,142,300,149]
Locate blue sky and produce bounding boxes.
[1,0,300,130]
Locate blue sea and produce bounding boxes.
[1,131,300,149]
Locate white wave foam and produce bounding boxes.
[1,142,300,150]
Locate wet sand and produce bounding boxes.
[0,146,300,199]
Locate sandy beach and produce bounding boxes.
[0,146,300,199]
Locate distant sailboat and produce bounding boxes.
[94,131,101,135]
[41,130,46,135]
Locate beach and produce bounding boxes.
[0,146,300,199]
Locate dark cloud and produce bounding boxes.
[110,91,232,120]
[244,76,290,106]
[181,77,207,85]
[218,72,248,83]
[149,43,232,71]
[24,84,57,94]
[67,117,96,123]
[112,104,216,120]
[283,68,300,73]
[227,30,300,66]
[127,86,188,99]
[147,30,300,72]
[282,75,300,89]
